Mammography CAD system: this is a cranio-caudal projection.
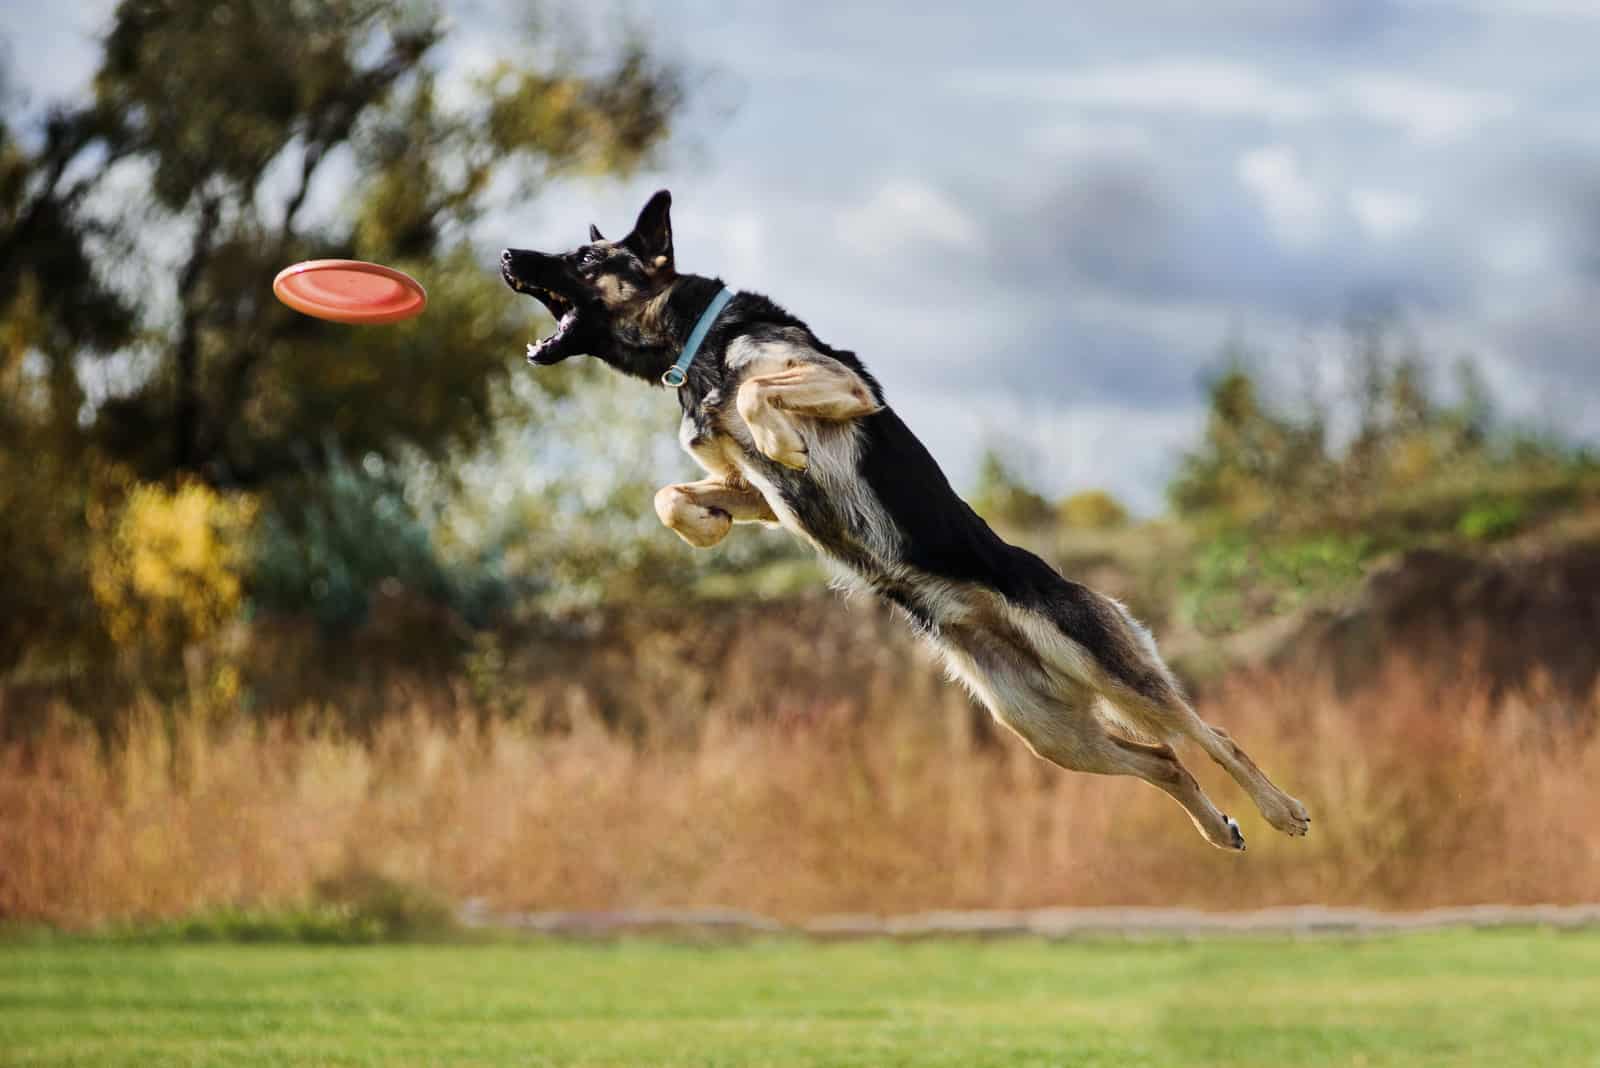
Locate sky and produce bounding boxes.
[5,0,1600,512]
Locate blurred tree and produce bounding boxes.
[2,0,684,488]
[1,85,140,672]
[1168,363,1322,523]
[0,1,687,669]
[1169,325,1586,533]
[1057,489,1129,530]
[970,449,1054,529]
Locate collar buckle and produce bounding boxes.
[663,286,734,390]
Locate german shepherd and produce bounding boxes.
[501,190,1309,850]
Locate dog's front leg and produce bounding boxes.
[654,477,777,548]
[736,361,882,470]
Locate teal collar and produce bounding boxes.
[661,286,734,388]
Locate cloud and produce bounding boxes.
[1237,145,1329,248]
[836,179,982,256]
[1487,281,1600,395]
[1349,188,1425,239]
[1024,120,1154,160]
[950,60,1326,121]
[1397,0,1600,17]
[1342,74,1515,143]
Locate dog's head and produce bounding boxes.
[500,189,680,372]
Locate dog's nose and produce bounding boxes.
[500,248,513,264]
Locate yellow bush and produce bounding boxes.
[1057,489,1130,530]
[90,480,258,654]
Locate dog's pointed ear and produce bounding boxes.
[624,189,674,274]
[589,223,605,242]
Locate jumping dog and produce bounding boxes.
[501,190,1310,850]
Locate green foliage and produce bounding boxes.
[1179,532,1371,636]
[22,872,460,944]
[309,867,458,941]
[1457,498,1528,541]
[249,448,509,632]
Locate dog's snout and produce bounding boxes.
[500,248,514,265]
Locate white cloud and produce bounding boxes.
[1237,145,1328,248]
[1397,0,1600,17]
[837,179,981,255]
[1025,120,1154,159]
[951,60,1325,122]
[1343,75,1515,144]
[1349,188,1425,239]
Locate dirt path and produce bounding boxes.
[458,903,1600,939]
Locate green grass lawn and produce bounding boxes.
[3,930,1598,1067]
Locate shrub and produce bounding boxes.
[1458,498,1527,541]
[970,449,1054,529]
[249,450,510,633]
[1058,489,1129,530]
[88,479,257,656]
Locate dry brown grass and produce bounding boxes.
[4,646,1599,928]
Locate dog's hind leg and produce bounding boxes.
[942,637,1246,851]
[1080,621,1312,839]
[1109,686,1311,839]
[1018,704,1246,852]
[654,477,776,548]
[1022,586,1308,840]
[1184,718,1310,837]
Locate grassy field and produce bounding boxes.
[2,930,1598,1066]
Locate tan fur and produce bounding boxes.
[654,476,776,548]
[733,355,882,470]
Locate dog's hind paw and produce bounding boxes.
[1262,794,1311,838]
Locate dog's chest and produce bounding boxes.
[677,378,902,576]
[677,389,750,478]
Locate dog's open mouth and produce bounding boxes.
[501,248,592,365]
[520,285,580,365]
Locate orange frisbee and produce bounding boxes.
[272,259,427,324]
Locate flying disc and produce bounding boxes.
[272,259,427,324]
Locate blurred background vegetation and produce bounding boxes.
[4,0,1599,730]
[4,0,1600,929]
